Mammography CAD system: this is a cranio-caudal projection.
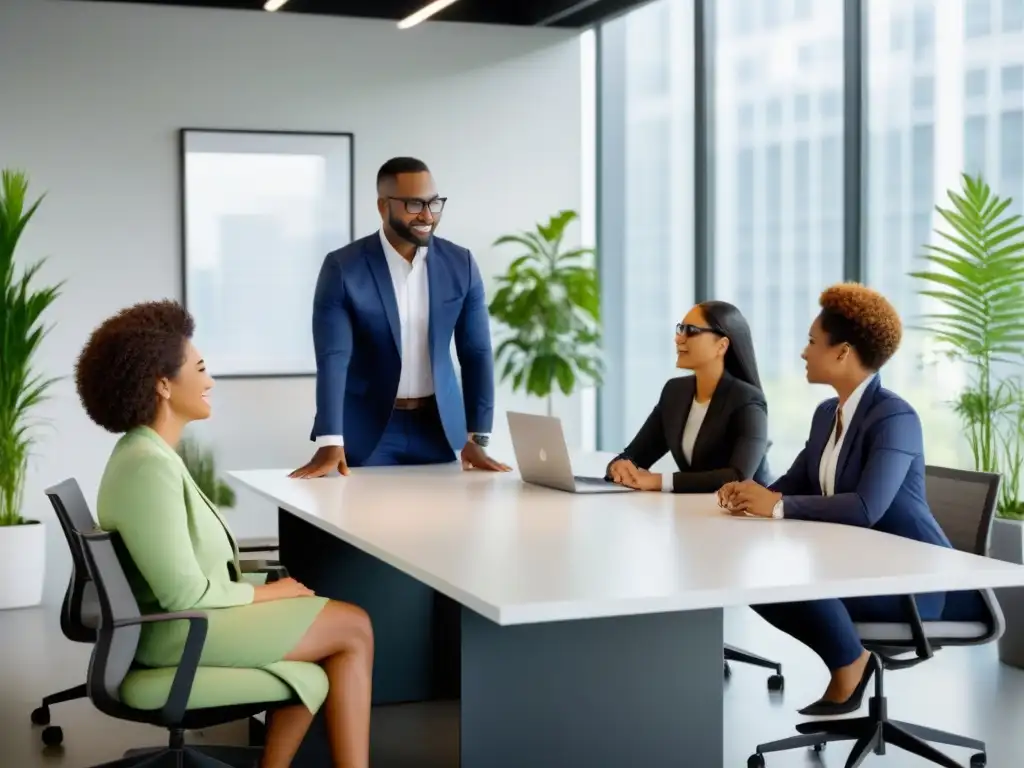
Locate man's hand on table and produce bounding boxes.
[290,446,349,478]
[460,441,512,472]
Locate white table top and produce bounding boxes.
[229,455,1024,626]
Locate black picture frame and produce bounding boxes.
[178,128,356,379]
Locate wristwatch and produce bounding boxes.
[469,433,490,448]
[771,499,784,519]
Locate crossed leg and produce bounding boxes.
[260,600,374,768]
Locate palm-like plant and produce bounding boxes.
[0,170,62,527]
[910,173,1024,518]
[487,210,602,415]
[177,435,236,508]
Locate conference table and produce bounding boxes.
[230,454,1024,767]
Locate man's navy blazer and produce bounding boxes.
[309,232,495,465]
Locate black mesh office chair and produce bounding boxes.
[724,644,784,690]
[725,448,784,692]
[35,478,287,749]
[748,465,1002,768]
[78,528,321,768]
[30,479,102,746]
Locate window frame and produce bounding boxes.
[593,0,869,449]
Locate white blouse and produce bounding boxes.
[817,374,874,496]
[662,398,710,493]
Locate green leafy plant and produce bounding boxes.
[488,210,603,415]
[177,436,236,509]
[910,173,1024,519]
[0,170,62,527]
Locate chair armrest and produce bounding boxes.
[900,594,934,661]
[114,611,207,724]
[872,595,935,670]
[237,537,279,554]
[240,559,289,582]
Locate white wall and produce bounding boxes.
[0,0,583,606]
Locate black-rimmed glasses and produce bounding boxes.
[388,196,447,214]
[676,322,723,338]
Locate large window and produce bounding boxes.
[712,0,846,471]
[864,0,1024,467]
[594,0,1024,471]
[597,0,695,452]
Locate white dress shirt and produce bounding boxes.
[661,398,710,493]
[816,374,875,497]
[317,229,432,448]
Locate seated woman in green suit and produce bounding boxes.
[75,300,373,768]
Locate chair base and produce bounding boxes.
[39,682,89,710]
[748,656,988,768]
[32,682,89,746]
[92,744,261,768]
[724,644,785,692]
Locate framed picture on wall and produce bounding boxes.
[179,128,354,378]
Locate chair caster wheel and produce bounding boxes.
[747,754,766,768]
[724,661,731,678]
[970,754,986,767]
[42,725,64,747]
[31,706,50,726]
[812,742,826,753]
[767,674,784,692]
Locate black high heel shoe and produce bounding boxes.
[798,653,877,716]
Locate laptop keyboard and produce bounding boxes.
[574,475,615,487]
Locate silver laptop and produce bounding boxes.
[507,411,634,494]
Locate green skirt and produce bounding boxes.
[135,595,330,713]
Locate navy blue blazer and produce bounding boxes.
[769,376,955,615]
[309,233,495,465]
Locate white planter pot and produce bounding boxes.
[0,521,46,610]
[989,517,1024,669]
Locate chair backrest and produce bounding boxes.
[924,465,1005,644]
[77,529,144,715]
[44,478,100,643]
[924,465,1000,556]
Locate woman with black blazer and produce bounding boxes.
[607,301,770,493]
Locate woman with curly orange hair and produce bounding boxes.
[717,283,985,716]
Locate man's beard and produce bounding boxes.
[389,213,433,247]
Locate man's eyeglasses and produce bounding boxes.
[676,323,723,338]
[388,196,447,215]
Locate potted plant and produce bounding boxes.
[0,170,63,610]
[177,434,236,508]
[488,210,603,416]
[910,172,1024,667]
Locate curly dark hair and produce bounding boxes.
[817,282,903,371]
[75,300,195,433]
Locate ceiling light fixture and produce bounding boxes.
[264,0,289,11]
[397,0,461,29]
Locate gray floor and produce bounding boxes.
[3,605,1023,767]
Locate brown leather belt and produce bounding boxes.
[394,395,435,411]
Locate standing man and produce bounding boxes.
[291,157,510,477]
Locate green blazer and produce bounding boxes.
[97,427,254,614]
[96,426,329,713]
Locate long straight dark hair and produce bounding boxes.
[698,300,763,391]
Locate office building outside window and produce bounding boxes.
[597,0,695,453]
[865,0,1024,467]
[712,0,845,471]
